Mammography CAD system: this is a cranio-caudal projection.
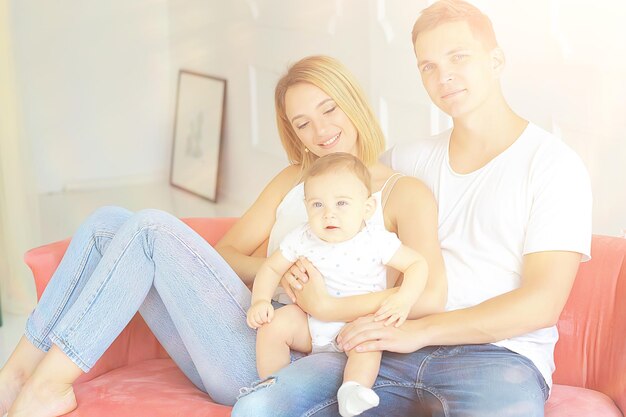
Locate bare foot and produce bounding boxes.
[7,377,77,417]
[0,368,27,416]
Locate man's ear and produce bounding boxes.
[491,47,506,75]
[363,195,377,220]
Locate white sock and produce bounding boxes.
[337,381,380,417]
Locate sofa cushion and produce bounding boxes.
[66,358,232,417]
[546,384,622,416]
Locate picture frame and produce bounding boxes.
[170,70,226,202]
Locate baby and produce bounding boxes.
[246,152,429,417]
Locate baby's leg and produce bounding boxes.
[256,304,311,379]
[337,350,383,417]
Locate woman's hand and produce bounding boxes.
[292,258,330,316]
[336,315,427,354]
[279,257,310,303]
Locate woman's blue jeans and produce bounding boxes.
[25,206,257,405]
[24,206,548,415]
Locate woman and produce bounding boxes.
[0,55,445,417]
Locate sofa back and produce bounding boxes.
[553,235,626,412]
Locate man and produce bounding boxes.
[233,1,591,415]
[341,0,591,415]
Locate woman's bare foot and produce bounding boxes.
[0,368,27,416]
[7,377,77,417]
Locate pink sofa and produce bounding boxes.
[23,218,625,416]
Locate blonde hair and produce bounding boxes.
[303,153,372,196]
[275,55,385,172]
[412,0,497,49]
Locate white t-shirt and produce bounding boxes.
[268,181,389,304]
[280,222,402,349]
[280,222,402,297]
[381,123,592,389]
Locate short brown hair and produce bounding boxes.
[275,55,386,172]
[303,153,372,196]
[412,0,497,49]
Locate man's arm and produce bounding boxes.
[296,178,447,322]
[337,250,581,352]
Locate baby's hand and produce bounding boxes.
[374,292,413,327]
[247,300,274,329]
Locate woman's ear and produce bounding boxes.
[363,196,377,220]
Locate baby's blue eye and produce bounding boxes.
[312,202,322,208]
[337,200,348,206]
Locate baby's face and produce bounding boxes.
[304,171,374,243]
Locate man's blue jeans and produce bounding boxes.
[233,344,548,416]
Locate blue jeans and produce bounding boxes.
[232,345,549,417]
[24,206,258,405]
[25,206,548,414]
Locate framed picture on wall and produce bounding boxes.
[170,70,226,202]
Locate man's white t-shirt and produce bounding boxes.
[381,123,592,389]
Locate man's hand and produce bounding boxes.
[246,300,274,329]
[336,315,426,354]
[374,292,414,327]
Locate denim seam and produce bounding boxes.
[305,382,431,416]
[39,235,97,341]
[509,352,550,401]
[61,228,149,340]
[155,223,250,317]
[49,330,92,372]
[38,230,116,345]
[416,346,449,417]
[303,397,339,417]
[23,328,51,351]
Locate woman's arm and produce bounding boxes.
[215,165,301,285]
[296,177,447,321]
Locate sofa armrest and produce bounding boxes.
[554,235,626,414]
[23,216,238,383]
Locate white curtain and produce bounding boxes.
[0,0,40,314]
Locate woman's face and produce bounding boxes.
[284,83,359,158]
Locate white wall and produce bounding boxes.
[169,0,625,236]
[11,0,626,236]
[11,0,171,193]
[167,0,372,207]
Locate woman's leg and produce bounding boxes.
[9,208,258,416]
[0,205,132,415]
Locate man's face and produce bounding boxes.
[413,21,500,119]
[304,171,374,243]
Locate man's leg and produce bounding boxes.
[371,344,548,417]
[233,344,547,417]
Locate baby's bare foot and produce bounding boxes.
[7,377,77,417]
[0,369,27,416]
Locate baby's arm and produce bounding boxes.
[375,245,429,327]
[247,251,293,329]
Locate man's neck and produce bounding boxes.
[448,94,528,174]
